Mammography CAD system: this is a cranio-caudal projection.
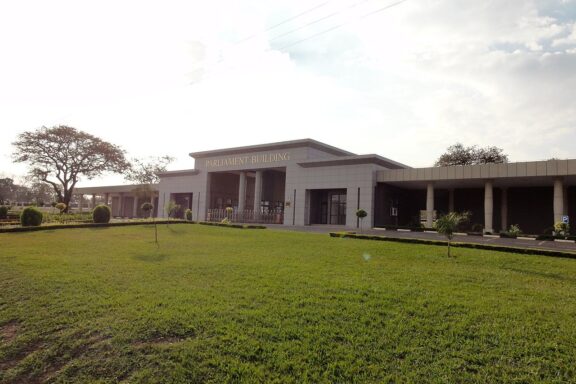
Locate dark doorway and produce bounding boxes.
[171,193,193,219]
[309,189,347,225]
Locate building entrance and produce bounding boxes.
[309,189,347,225]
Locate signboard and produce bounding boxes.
[562,215,569,224]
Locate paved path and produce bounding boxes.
[265,224,576,254]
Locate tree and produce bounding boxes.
[434,143,508,167]
[356,209,367,233]
[0,178,17,204]
[12,125,130,212]
[434,211,470,257]
[125,156,174,185]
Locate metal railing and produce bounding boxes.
[207,209,284,224]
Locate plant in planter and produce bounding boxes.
[225,206,233,223]
[185,208,193,221]
[356,209,367,233]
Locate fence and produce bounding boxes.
[207,209,284,224]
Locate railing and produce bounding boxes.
[207,209,284,224]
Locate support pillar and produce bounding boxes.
[254,170,263,217]
[91,194,96,209]
[104,193,110,206]
[484,180,493,233]
[78,195,83,213]
[553,178,564,224]
[238,171,246,212]
[426,182,434,228]
[501,188,508,232]
[448,189,455,213]
[119,192,125,217]
[133,196,139,218]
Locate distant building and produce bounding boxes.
[76,139,575,234]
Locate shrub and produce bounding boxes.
[0,206,8,220]
[20,207,43,227]
[55,203,67,213]
[185,209,193,221]
[221,217,231,224]
[554,222,569,237]
[141,202,154,217]
[92,204,111,223]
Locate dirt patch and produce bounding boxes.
[0,340,44,372]
[0,320,19,343]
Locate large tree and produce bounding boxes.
[12,125,130,212]
[434,143,509,167]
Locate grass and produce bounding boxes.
[1,225,576,383]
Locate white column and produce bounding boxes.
[484,180,493,233]
[133,196,139,218]
[238,171,246,212]
[78,195,83,213]
[254,170,263,216]
[91,194,96,209]
[501,188,508,231]
[104,193,110,206]
[448,189,455,213]
[553,178,564,224]
[426,182,434,228]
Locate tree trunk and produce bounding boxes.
[447,241,451,258]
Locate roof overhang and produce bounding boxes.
[189,139,355,158]
[156,169,200,178]
[298,154,410,169]
[74,184,159,194]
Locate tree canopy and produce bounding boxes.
[12,125,130,211]
[124,156,174,185]
[434,143,509,167]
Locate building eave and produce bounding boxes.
[189,139,355,159]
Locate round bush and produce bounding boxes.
[0,206,8,220]
[20,207,43,227]
[92,204,111,223]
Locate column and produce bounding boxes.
[448,189,455,213]
[91,194,96,209]
[119,192,125,217]
[104,193,110,206]
[254,170,263,217]
[426,182,434,228]
[78,195,83,213]
[553,178,564,224]
[238,171,246,212]
[484,180,493,233]
[133,196,139,218]
[501,188,508,231]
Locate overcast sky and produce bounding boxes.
[1,0,575,186]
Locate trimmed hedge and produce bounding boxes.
[198,221,266,229]
[329,232,576,259]
[92,204,111,223]
[0,220,192,233]
[20,207,43,227]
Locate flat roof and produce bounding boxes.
[298,154,410,169]
[189,138,355,158]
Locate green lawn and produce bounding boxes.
[1,225,576,383]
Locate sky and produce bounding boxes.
[0,0,575,187]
